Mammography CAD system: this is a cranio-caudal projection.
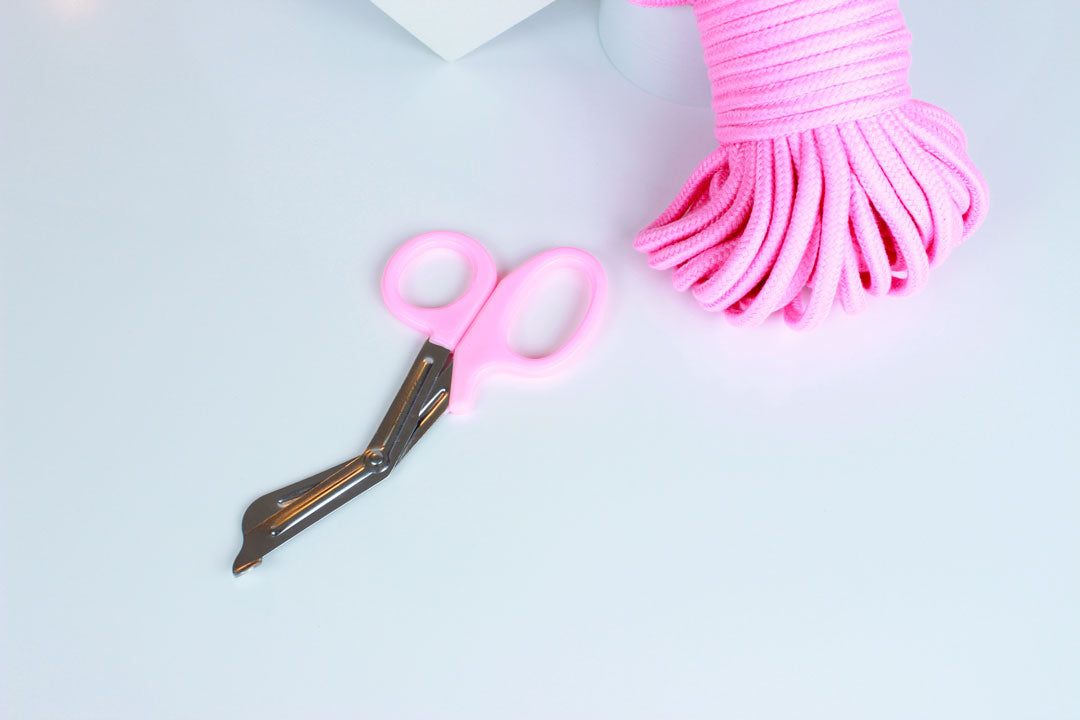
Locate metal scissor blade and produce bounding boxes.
[239,458,355,536]
[402,351,452,456]
[232,341,454,576]
[233,455,375,575]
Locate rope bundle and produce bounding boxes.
[630,0,988,329]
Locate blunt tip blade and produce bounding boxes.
[232,551,263,577]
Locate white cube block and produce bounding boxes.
[369,0,557,61]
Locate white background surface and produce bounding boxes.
[2,0,1078,718]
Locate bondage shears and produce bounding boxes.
[233,231,606,575]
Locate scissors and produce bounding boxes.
[233,231,607,575]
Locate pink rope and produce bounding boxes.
[629,0,988,329]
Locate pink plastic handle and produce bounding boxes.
[448,247,607,415]
[381,231,498,350]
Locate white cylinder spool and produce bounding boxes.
[598,0,710,107]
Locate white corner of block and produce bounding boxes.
[369,0,557,61]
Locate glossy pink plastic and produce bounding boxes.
[381,231,498,349]
[381,232,607,415]
[448,246,607,414]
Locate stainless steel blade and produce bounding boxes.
[232,341,453,575]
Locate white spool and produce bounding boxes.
[597,0,710,107]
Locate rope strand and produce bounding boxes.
[630,0,988,329]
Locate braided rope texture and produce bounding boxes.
[630,0,988,329]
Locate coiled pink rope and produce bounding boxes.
[629,0,988,329]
